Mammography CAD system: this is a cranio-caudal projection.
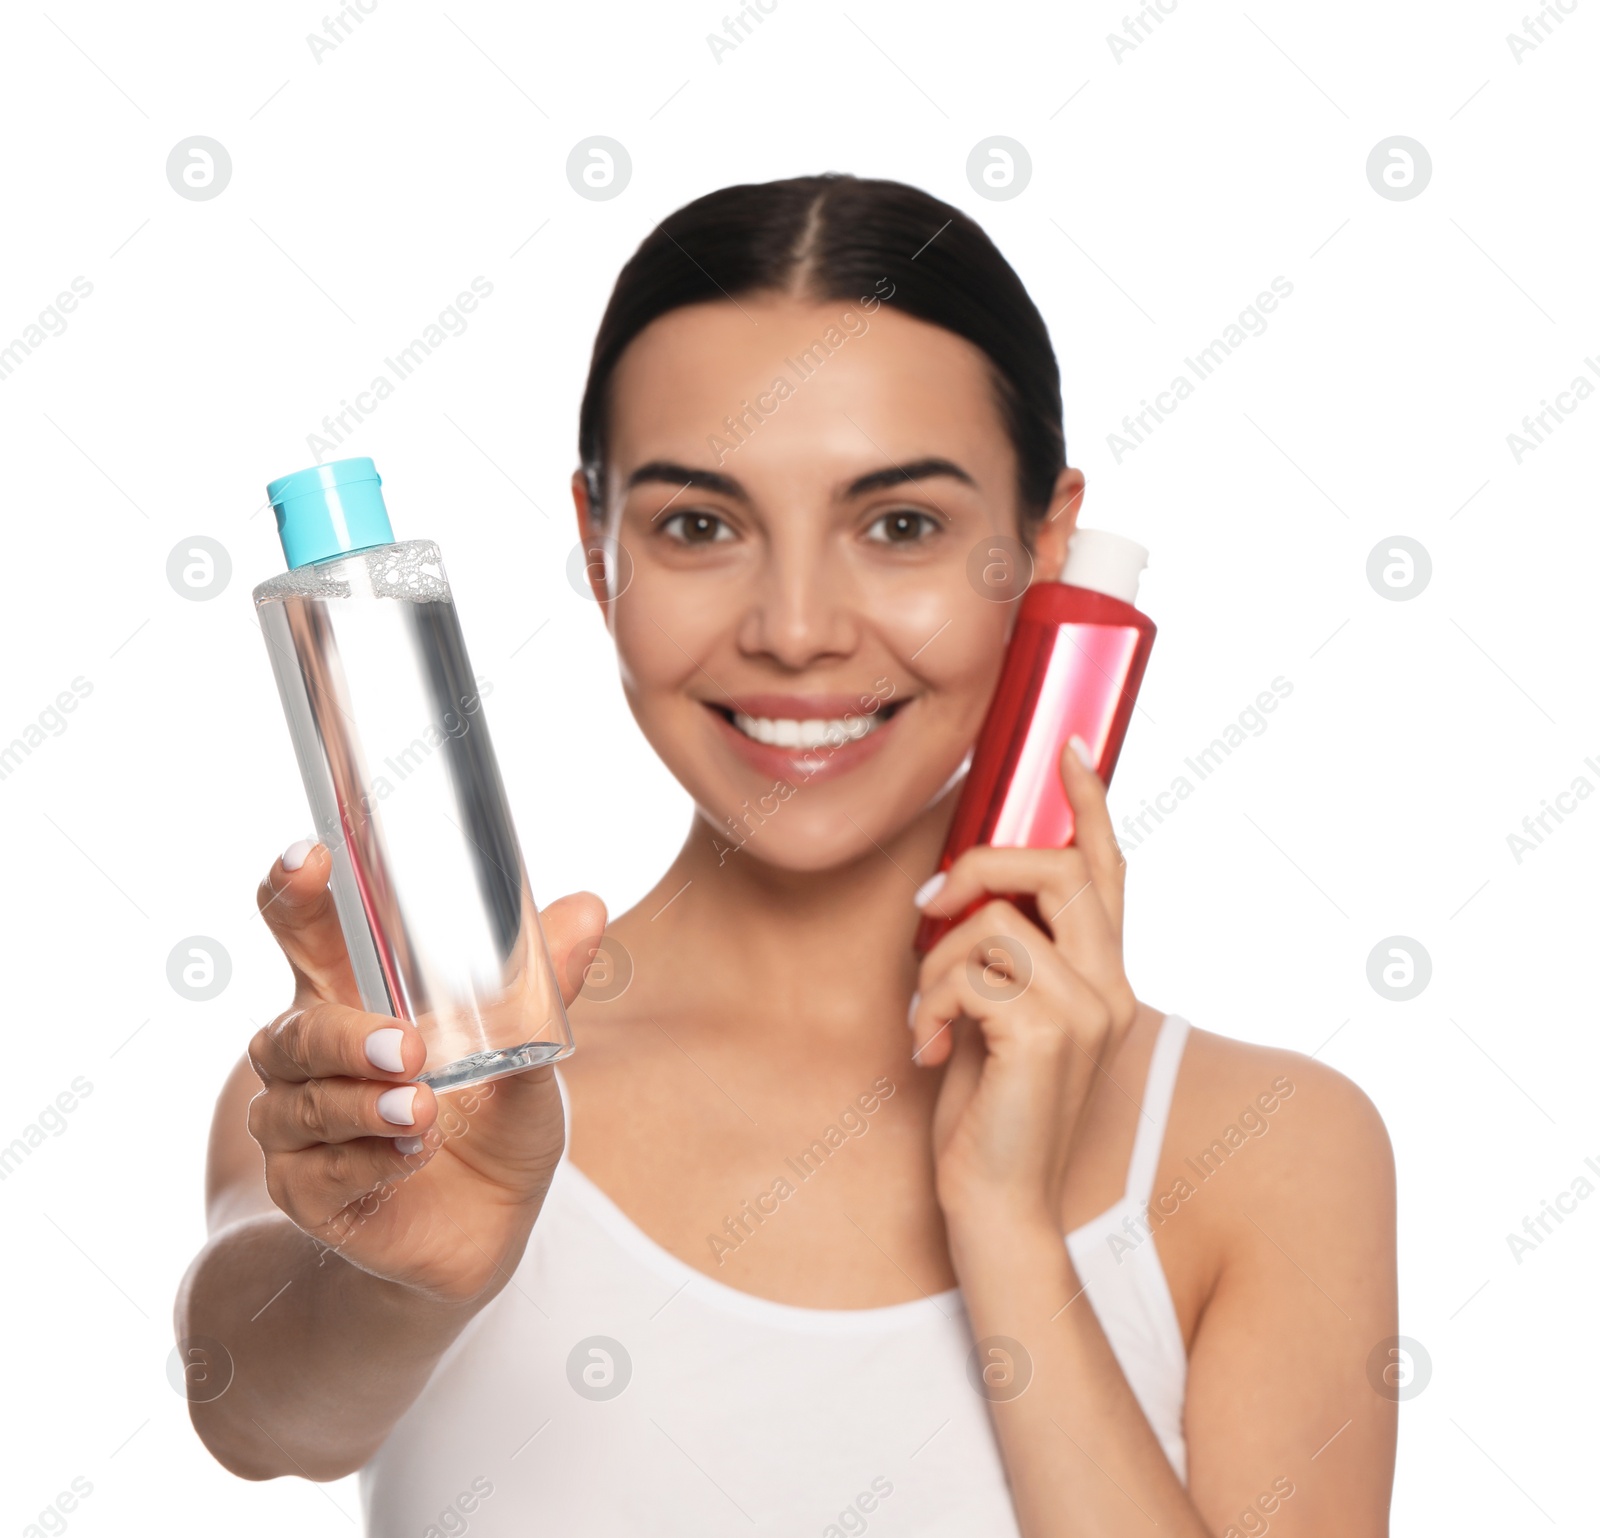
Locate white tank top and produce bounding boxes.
[360,1014,1193,1535]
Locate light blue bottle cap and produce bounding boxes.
[266,457,394,568]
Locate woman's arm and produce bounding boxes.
[911,739,1397,1535]
[175,1055,497,1481]
[948,1048,1396,1536]
[174,844,604,1480]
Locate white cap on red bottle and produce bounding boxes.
[1060,528,1148,604]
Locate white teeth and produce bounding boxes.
[731,711,883,749]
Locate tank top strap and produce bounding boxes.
[1124,1014,1192,1206]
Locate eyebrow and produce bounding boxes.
[624,456,978,504]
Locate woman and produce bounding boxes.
[177,174,1398,1535]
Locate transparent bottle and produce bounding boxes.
[252,457,572,1091]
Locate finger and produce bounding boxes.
[974,848,1126,1009]
[256,839,361,1006]
[922,843,1101,939]
[912,901,1055,1064]
[249,1075,438,1153]
[249,1001,428,1086]
[912,901,1112,1063]
[921,839,1128,1002]
[912,938,1073,1070]
[910,966,964,1067]
[1056,735,1128,937]
[268,1133,443,1235]
[928,889,1139,1056]
[918,895,1055,997]
[537,890,611,1008]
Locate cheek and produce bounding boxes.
[894,584,1014,729]
[859,548,1011,676]
[610,570,723,697]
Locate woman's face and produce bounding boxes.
[574,291,1081,872]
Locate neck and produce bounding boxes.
[611,795,957,1047]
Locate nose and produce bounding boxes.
[735,535,861,670]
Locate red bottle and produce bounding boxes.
[913,529,1157,953]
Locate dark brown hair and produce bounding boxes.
[577,173,1065,525]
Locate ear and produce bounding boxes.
[1028,467,1085,583]
[570,468,615,619]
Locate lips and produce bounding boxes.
[701,690,907,784]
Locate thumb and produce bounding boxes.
[257,839,360,1006]
[537,891,611,1008]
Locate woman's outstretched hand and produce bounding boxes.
[909,737,1138,1232]
[247,842,606,1305]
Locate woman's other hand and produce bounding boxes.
[908,737,1137,1232]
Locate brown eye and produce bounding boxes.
[866,510,940,544]
[661,511,733,544]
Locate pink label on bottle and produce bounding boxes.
[989,622,1143,848]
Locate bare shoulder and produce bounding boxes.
[1175,1024,1392,1150]
[1164,1025,1400,1522]
[1164,1021,1396,1254]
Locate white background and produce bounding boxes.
[1,0,1594,1531]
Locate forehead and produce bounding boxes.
[604,295,1013,491]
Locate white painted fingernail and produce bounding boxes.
[393,1136,424,1156]
[913,872,947,909]
[377,1086,418,1126]
[1068,734,1095,770]
[907,991,920,1030]
[281,837,317,872]
[364,1028,407,1074]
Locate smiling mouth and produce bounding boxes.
[705,699,906,750]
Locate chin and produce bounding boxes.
[691,767,961,876]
